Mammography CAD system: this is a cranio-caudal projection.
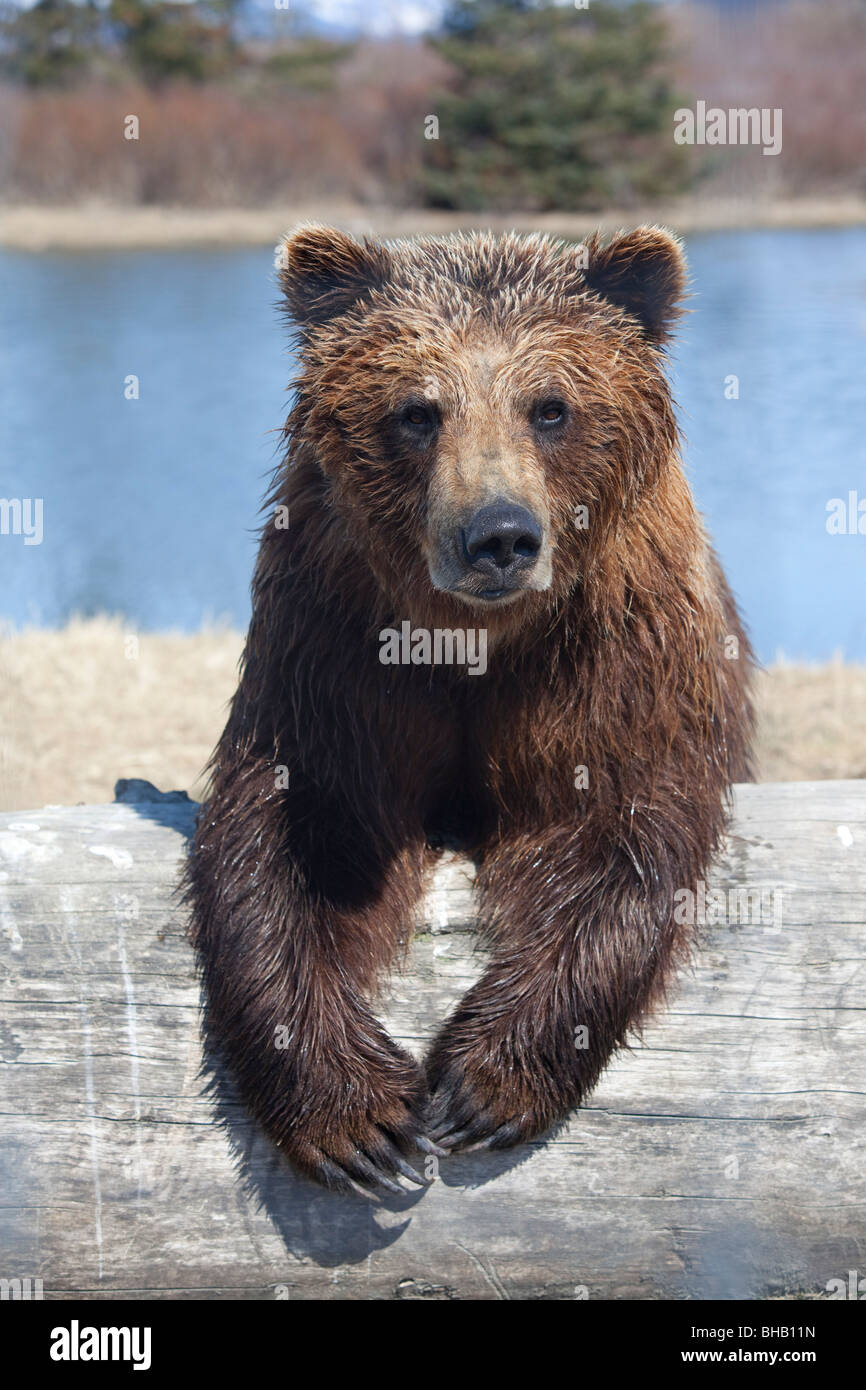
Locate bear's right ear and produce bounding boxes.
[279,225,392,328]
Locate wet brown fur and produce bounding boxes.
[187,225,754,1192]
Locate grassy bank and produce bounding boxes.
[3,194,866,252]
[1,617,864,811]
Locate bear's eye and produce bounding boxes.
[398,401,438,438]
[534,400,567,430]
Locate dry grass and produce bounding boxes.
[753,660,866,784]
[1,617,864,811]
[3,193,866,252]
[0,617,243,810]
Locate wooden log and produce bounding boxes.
[0,779,864,1300]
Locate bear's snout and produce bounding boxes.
[427,490,553,604]
[461,501,543,597]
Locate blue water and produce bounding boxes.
[1,228,864,660]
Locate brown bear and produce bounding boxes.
[188,224,753,1195]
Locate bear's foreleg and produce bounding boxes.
[188,757,432,1193]
[425,812,704,1152]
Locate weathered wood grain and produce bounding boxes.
[0,780,863,1300]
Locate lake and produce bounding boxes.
[1,227,864,661]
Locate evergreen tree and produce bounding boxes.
[424,0,687,210]
[108,0,239,86]
[0,0,100,86]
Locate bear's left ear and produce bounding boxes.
[279,224,392,327]
[579,227,687,342]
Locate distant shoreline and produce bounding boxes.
[2,195,866,251]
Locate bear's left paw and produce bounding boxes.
[424,1047,565,1155]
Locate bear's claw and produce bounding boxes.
[304,1130,429,1197]
[425,1061,541,1154]
[416,1135,449,1159]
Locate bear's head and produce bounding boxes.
[280,224,687,631]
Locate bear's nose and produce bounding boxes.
[462,502,543,574]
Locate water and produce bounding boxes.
[670,228,866,662]
[1,228,864,660]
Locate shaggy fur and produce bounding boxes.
[187,224,754,1194]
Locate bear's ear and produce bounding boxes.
[579,227,687,342]
[279,225,392,327]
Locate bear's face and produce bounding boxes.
[281,226,686,626]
